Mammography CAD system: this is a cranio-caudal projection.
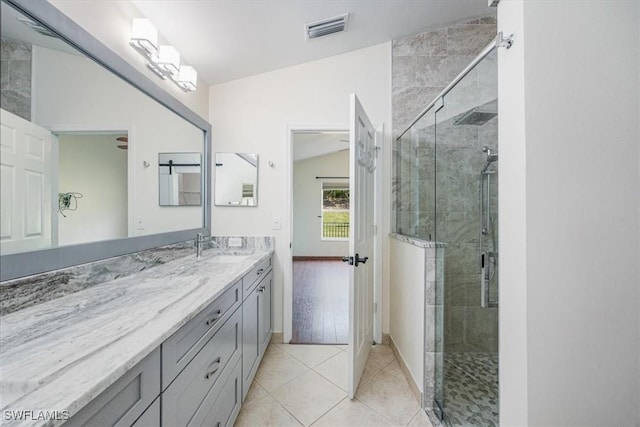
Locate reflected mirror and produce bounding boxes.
[214,153,258,206]
[0,0,205,256]
[159,153,202,206]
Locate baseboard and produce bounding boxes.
[292,256,343,261]
[389,336,422,406]
[270,332,284,344]
[382,332,390,345]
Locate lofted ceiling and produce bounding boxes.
[132,0,494,85]
[293,132,350,162]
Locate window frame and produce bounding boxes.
[320,182,350,242]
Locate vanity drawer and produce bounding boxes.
[66,348,160,427]
[162,307,242,426]
[198,357,242,427]
[242,256,272,297]
[162,279,241,388]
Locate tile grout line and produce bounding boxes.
[275,344,344,369]
[307,395,350,427]
[355,368,421,426]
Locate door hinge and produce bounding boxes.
[373,224,377,236]
[289,242,292,249]
[374,302,378,313]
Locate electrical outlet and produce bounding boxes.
[136,216,146,230]
[272,217,281,230]
[228,237,242,247]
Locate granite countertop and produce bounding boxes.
[0,248,273,426]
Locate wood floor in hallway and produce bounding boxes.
[292,260,349,344]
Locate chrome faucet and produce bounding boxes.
[195,233,212,258]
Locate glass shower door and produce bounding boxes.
[433,48,499,427]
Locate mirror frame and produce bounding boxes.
[0,0,212,281]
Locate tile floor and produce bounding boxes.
[235,343,434,427]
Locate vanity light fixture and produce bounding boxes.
[129,18,158,58]
[129,19,197,91]
[155,45,180,77]
[175,65,198,91]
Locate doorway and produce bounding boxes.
[291,130,350,344]
[56,132,128,246]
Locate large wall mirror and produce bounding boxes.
[0,0,211,280]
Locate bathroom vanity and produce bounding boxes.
[0,2,273,425]
[0,245,273,426]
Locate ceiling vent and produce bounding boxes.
[17,17,58,38]
[305,13,349,40]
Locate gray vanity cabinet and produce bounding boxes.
[259,271,273,354]
[64,255,272,427]
[65,349,160,427]
[242,269,273,401]
[132,398,160,426]
[162,307,242,426]
[241,281,260,400]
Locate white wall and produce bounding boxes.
[48,0,209,119]
[389,238,425,393]
[498,1,640,425]
[32,46,203,237]
[58,134,127,245]
[210,43,392,335]
[293,150,349,257]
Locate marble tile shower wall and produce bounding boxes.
[439,112,498,354]
[1,38,31,121]
[391,17,498,356]
[392,16,496,233]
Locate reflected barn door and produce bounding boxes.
[0,109,54,254]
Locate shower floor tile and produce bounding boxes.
[443,352,498,427]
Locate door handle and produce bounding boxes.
[342,255,368,267]
[354,253,368,267]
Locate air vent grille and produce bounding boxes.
[17,17,58,38]
[305,13,349,40]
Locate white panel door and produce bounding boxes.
[0,109,54,255]
[347,94,376,398]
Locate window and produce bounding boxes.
[321,183,349,239]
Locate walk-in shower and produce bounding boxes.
[394,34,507,427]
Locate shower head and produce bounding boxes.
[453,109,497,126]
[481,146,498,173]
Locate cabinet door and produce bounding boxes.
[131,397,160,427]
[241,286,259,400]
[258,271,273,353]
[65,349,160,427]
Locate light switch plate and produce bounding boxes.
[228,237,242,247]
[272,217,281,230]
[136,216,146,230]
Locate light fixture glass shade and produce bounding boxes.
[157,45,180,77]
[176,65,197,91]
[129,18,158,56]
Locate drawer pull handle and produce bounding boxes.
[205,357,222,379]
[205,309,222,326]
[256,268,264,275]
